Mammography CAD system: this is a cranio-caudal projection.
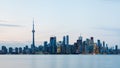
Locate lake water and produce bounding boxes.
[0,55,119,68]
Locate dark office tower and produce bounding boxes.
[61,36,66,54]
[78,35,83,54]
[15,47,18,54]
[86,38,90,46]
[85,39,90,54]
[83,41,88,54]
[102,41,105,54]
[89,37,94,54]
[9,47,13,54]
[66,35,69,45]
[97,40,101,46]
[115,45,118,54]
[66,35,70,54]
[49,37,57,54]
[19,47,23,54]
[103,41,105,47]
[90,37,94,42]
[90,37,94,45]
[115,45,118,51]
[44,41,48,53]
[79,35,83,45]
[63,36,66,45]
[106,44,109,54]
[1,46,8,54]
[97,40,101,54]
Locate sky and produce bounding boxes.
[0,0,120,47]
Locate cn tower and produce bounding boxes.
[32,19,35,47]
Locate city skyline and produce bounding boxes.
[0,0,120,47]
[0,17,119,54]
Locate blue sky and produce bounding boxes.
[0,0,120,47]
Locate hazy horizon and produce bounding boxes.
[0,0,120,47]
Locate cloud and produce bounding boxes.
[103,0,120,1]
[0,20,8,22]
[0,20,23,27]
[95,27,120,32]
[91,27,120,38]
[0,23,22,27]
[94,27,120,37]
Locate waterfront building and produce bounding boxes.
[9,47,13,54]
[115,45,118,54]
[49,37,57,54]
[19,47,23,54]
[89,37,94,54]
[1,46,8,54]
[15,47,18,54]
[97,40,102,54]
[44,41,48,53]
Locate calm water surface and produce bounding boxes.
[0,55,119,68]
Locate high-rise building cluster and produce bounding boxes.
[42,35,120,54]
[0,20,119,55]
[0,35,119,54]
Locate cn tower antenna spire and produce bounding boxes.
[33,18,35,30]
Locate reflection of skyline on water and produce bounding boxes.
[0,55,119,68]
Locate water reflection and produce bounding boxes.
[0,55,119,68]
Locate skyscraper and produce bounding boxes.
[77,35,83,54]
[44,41,48,53]
[115,45,118,54]
[49,37,57,54]
[97,40,102,54]
[89,37,94,54]
[62,35,70,54]
[63,35,69,45]
[63,36,66,45]
[61,36,66,54]
[66,35,69,45]
[102,41,105,54]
